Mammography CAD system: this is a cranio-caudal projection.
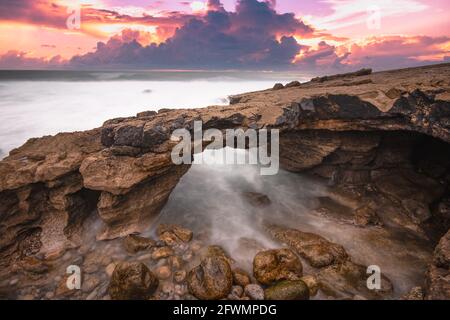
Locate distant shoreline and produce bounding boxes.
[0,69,314,82]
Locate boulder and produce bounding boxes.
[273,83,284,90]
[157,224,193,245]
[123,234,156,254]
[425,264,450,300]
[187,256,233,300]
[300,275,319,296]
[434,230,450,269]
[317,260,393,300]
[265,224,348,268]
[108,262,159,300]
[253,248,302,285]
[402,287,425,300]
[285,81,301,88]
[151,246,174,260]
[244,284,265,300]
[242,192,271,207]
[265,280,309,300]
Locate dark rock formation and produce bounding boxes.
[1,64,450,299]
[108,261,159,300]
[187,256,233,300]
[265,224,348,268]
[123,235,156,254]
[264,280,310,300]
[253,248,303,285]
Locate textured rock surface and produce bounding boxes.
[187,256,233,300]
[108,261,159,300]
[1,64,450,299]
[264,280,310,300]
[265,224,348,268]
[253,248,303,285]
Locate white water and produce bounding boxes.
[0,75,305,158]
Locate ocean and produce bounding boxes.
[0,70,310,158]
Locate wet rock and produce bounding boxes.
[174,270,187,283]
[300,275,319,296]
[155,265,172,280]
[317,260,393,300]
[273,83,284,90]
[374,170,444,224]
[232,268,251,287]
[206,245,234,265]
[354,205,382,226]
[237,237,266,252]
[433,230,450,269]
[189,240,203,251]
[402,287,425,300]
[108,261,159,300]
[253,248,303,285]
[242,192,271,207]
[174,284,188,296]
[105,262,117,277]
[55,275,76,297]
[157,224,193,245]
[151,246,174,260]
[123,234,156,254]
[244,284,265,300]
[162,282,175,296]
[137,253,153,261]
[265,224,348,268]
[265,280,309,300]
[18,256,49,275]
[279,131,341,171]
[168,255,184,270]
[425,264,450,300]
[82,275,100,293]
[425,230,450,299]
[231,285,244,297]
[187,256,233,300]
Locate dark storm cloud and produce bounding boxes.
[70,0,312,69]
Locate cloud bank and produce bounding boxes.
[0,0,448,72]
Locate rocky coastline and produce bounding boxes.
[1,63,450,300]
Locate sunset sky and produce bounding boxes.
[0,0,449,71]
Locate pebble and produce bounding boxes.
[155,265,172,280]
[244,284,265,300]
[173,270,187,283]
[45,292,54,299]
[162,283,175,295]
[190,241,203,252]
[168,255,183,270]
[174,284,187,296]
[231,285,243,297]
[151,247,174,260]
